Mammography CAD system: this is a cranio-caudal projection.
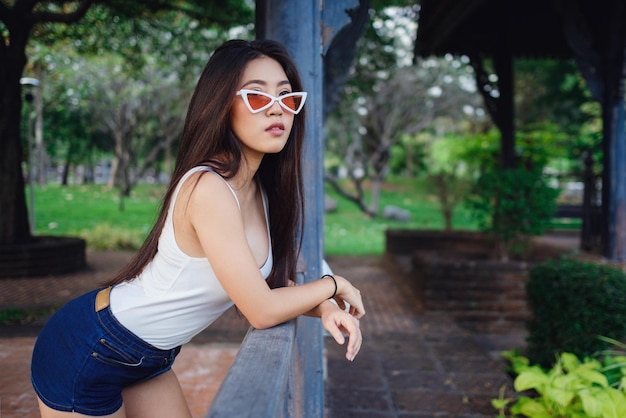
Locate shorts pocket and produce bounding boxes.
[91,338,144,367]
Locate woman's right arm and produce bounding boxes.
[183,174,365,330]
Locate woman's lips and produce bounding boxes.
[266,122,285,135]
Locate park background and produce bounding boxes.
[13,2,593,257]
[4,1,626,417]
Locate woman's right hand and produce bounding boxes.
[321,307,362,361]
[328,275,365,319]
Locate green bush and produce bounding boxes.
[465,167,559,260]
[493,349,626,417]
[526,260,626,367]
[0,306,57,325]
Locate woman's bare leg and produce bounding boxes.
[122,370,191,418]
[36,370,188,418]
[37,397,126,417]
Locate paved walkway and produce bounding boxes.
[0,250,529,417]
[324,255,524,418]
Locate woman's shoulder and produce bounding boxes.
[180,167,238,209]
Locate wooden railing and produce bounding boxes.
[206,321,297,417]
[206,276,325,417]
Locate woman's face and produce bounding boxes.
[231,57,297,161]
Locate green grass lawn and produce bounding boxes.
[32,183,163,250]
[28,178,574,256]
[33,183,162,232]
[324,178,476,254]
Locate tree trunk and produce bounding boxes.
[61,155,70,186]
[107,156,119,189]
[369,175,382,215]
[435,176,454,231]
[0,30,32,245]
[34,69,46,185]
[324,173,376,217]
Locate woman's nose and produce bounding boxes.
[267,100,283,115]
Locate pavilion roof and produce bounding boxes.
[414,0,579,60]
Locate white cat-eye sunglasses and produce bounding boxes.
[236,89,307,114]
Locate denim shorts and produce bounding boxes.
[31,288,181,416]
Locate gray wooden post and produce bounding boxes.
[602,74,625,261]
[256,4,325,414]
[257,1,326,279]
[560,0,626,261]
[600,0,626,261]
[256,1,359,415]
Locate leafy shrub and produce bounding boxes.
[493,348,626,418]
[79,223,143,251]
[0,308,28,324]
[526,260,626,367]
[0,307,57,325]
[422,134,475,230]
[465,167,559,260]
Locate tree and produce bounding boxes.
[420,133,477,230]
[35,8,244,189]
[0,0,252,245]
[325,4,484,217]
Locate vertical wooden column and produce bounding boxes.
[256,1,360,415]
[601,0,626,261]
[257,4,325,414]
[493,50,516,168]
[256,0,325,279]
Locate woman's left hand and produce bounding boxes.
[321,308,362,362]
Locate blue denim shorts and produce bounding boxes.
[31,288,181,416]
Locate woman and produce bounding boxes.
[31,39,365,417]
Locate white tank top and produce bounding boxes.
[110,166,273,349]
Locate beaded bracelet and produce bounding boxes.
[321,274,337,299]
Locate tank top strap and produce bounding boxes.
[170,166,240,213]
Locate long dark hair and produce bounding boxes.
[104,39,306,289]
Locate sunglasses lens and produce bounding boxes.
[246,93,272,111]
[280,95,304,112]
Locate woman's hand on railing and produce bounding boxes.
[321,308,362,362]
[329,275,365,319]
